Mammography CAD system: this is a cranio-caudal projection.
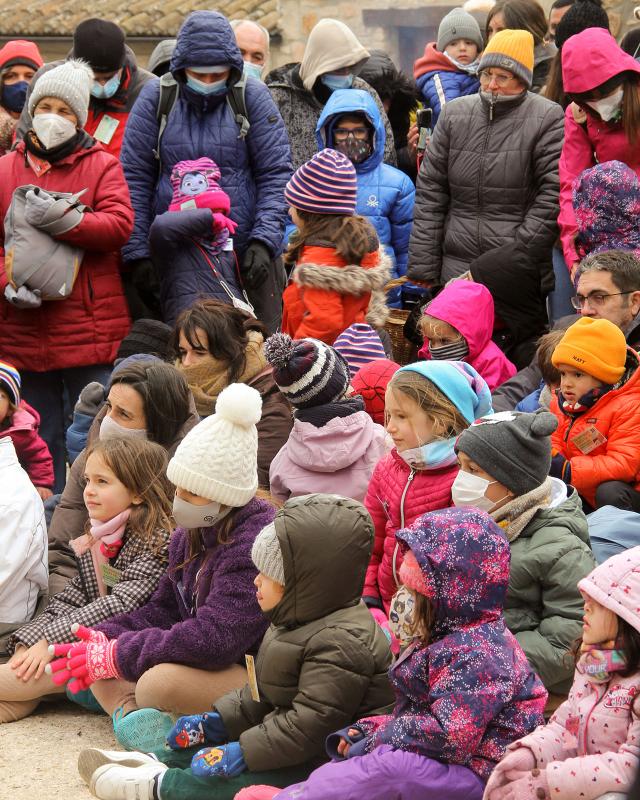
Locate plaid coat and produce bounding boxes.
[9,526,169,651]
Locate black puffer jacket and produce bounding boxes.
[407,90,564,285]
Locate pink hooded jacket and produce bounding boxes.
[497,547,640,800]
[418,281,516,391]
[1,401,53,489]
[559,28,640,268]
[269,410,389,504]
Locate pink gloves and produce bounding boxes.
[211,211,238,235]
[46,624,120,693]
[484,747,537,799]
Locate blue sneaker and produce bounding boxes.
[112,707,174,752]
[66,684,104,713]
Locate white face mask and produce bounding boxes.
[172,494,229,529]
[32,113,77,149]
[99,413,147,442]
[586,88,624,122]
[451,469,506,513]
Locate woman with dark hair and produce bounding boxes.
[173,299,292,487]
[486,0,556,92]
[46,360,197,596]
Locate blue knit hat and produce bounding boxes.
[284,148,357,215]
[0,360,21,406]
[334,323,387,377]
[264,333,351,409]
[397,361,493,424]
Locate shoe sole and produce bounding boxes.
[79,749,157,787]
[115,711,174,753]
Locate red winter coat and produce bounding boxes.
[363,448,457,611]
[1,399,53,487]
[0,139,132,371]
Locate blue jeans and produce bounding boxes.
[547,247,575,324]
[20,364,111,492]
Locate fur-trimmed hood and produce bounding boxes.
[292,246,392,328]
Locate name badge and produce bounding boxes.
[94,114,120,145]
[101,564,123,588]
[223,237,234,252]
[245,654,260,702]
[571,425,607,455]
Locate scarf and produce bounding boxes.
[178,330,267,417]
[24,128,87,164]
[295,395,364,427]
[492,478,552,543]
[70,508,131,598]
[577,640,627,683]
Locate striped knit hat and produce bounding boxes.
[0,360,20,406]
[284,148,357,215]
[333,323,387,378]
[264,333,351,409]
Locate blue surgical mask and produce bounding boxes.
[186,74,228,95]
[1,80,28,113]
[321,73,354,91]
[91,72,121,99]
[243,61,263,81]
[398,437,458,471]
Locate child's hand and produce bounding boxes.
[9,639,52,681]
[484,748,535,797]
[337,728,363,758]
[489,768,549,800]
[36,486,53,501]
[549,453,571,483]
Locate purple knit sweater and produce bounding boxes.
[96,498,274,682]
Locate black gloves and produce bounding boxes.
[241,241,271,291]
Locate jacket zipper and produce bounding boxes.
[582,683,604,754]
[392,468,415,587]
[564,415,578,443]
[476,97,494,248]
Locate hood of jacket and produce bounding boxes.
[519,483,590,545]
[562,28,640,94]
[573,160,640,259]
[286,408,378,472]
[316,88,384,174]
[2,400,39,433]
[299,19,370,92]
[423,281,496,361]
[397,506,511,635]
[269,494,373,627]
[148,39,177,75]
[170,11,243,91]
[413,42,460,79]
[578,545,640,634]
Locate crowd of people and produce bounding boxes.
[2,1,640,798]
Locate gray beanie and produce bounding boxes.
[29,59,93,128]
[437,9,484,52]
[455,409,558,496]
[251,522,285,586]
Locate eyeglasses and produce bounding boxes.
[570,291,633,309]
[478,70,514,87]
[333,127,369,142]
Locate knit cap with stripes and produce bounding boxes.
[0,360,20,405]
[284,147,357,215]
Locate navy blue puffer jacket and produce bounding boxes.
[121,11,292,264]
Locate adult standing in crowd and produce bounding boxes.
[547,0,573,42]
[486,0,557,92]
[17,18,153,159]
[230,19,270,80]
[0,40,42,156]
[266,18,396,170]
[121,11,291,335]
[0,60,133,493]
[407,30,563,299]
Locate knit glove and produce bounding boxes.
[4,284,42,309]
[484,748,537,798]
[241,241,271,290]
[190,742,247,778]
[549,452,572,483]
[488,768,549,800]
[46,624,120,692]
[167,712,227,749]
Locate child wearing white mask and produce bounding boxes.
[453,409,596,695]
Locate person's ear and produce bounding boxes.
[131,494,143,506]
[629,290,640,316]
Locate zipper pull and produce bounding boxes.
[489,95,495,121]
[407,468,416,482]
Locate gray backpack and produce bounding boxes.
[4,185,89,301]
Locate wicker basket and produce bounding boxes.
[384,308,417,366]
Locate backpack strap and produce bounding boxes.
[226,72,250,139]
[154,72,179,170]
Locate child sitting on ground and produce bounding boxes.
[76,494,394,800]
[414,8,482,128]
[418,281,516,391]
[281,148,391,345]
[0,360,53,499]
[484,546,640,800]
[265,333,388,504]
[238,507,547,800]
[516,329,564,412]
[549,316,640,511]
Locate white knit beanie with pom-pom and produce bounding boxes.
[167,383,262,507]
[29,59,94,127]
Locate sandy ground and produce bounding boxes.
[0,699,117,799]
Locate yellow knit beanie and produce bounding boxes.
[478,29,535,89]
[552,317,627,385]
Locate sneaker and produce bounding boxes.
[90,763,167,800]
[78,748,159,786]
[112,707,174,752]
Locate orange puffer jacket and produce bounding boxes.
[282,244,391,345]
[551,349,640,507]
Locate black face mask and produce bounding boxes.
[334,137,372,164]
